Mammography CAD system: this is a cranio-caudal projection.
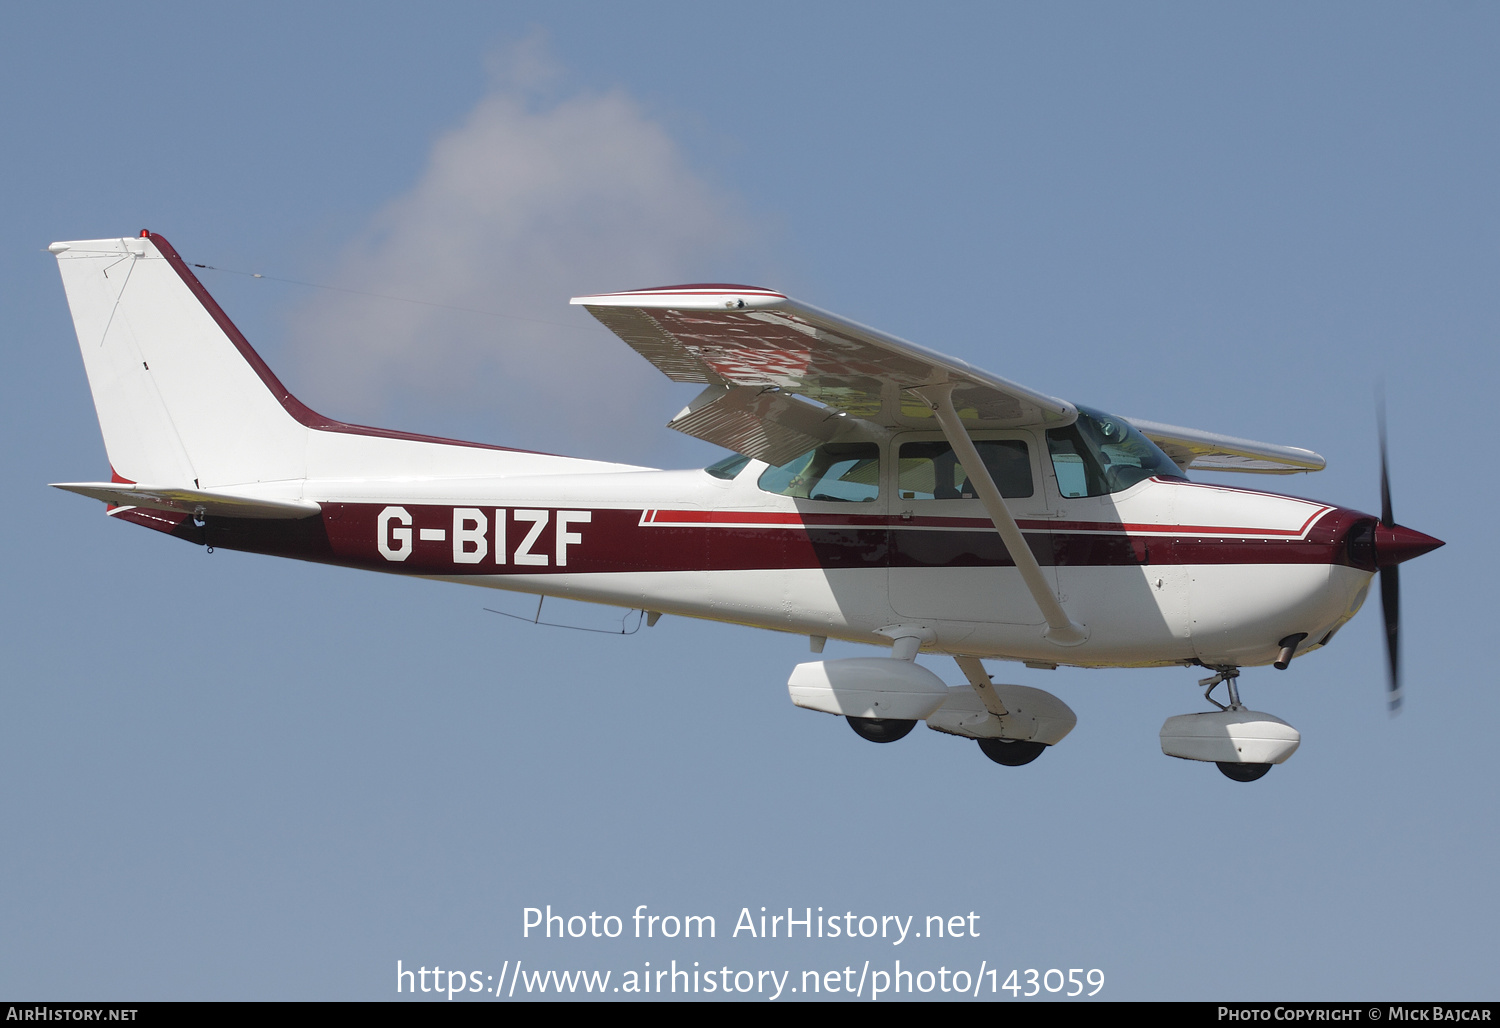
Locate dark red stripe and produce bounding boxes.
[159,503,1363,575]
[647,507,1333,538]
[113,500,1371,577]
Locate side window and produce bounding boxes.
[897,440,1033,500]
[704,453,752,480]
[758,443,880,502]
[1045,428,1101,498]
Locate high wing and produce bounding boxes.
[571,285,1074,465]
[1126,420,1326,475]
[573,284,1324,473]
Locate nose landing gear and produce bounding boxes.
[1159,667,1300,782]
[1199,666,1245,712]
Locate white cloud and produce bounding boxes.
[286,42,760,463]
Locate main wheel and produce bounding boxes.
[846,716,917,743]
[1216,761,1272,782]
[977,738,1046,766]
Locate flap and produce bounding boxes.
[666,384,844,465]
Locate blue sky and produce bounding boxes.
[1,2,1495,1000]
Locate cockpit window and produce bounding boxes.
[897,440,1033,500]
[758,442,880,502]
[704,453,752,480]
[1046,407,1186,497]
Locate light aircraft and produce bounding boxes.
[47,231,1443,781]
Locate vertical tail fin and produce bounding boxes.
[53,231,640,490]
[51,232,308,488]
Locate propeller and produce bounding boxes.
[1377,401,1401,712]
[1372,397,1444,714]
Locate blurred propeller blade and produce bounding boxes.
[1378,394,1394,528]
[1377,391,1400,712]
[1381,563,1401,712]
[1372,393,1441,714]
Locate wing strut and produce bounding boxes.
[915,383,1088,647]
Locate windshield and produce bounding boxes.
[1045,407,1185,497]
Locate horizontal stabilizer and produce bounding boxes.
[51,482,320,520]
[1128,419,1326,475]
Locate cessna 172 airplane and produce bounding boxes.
[48,231,1443,781]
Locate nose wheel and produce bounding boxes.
[1216,761,1272,782]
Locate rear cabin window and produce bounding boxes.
[758,443,880,502]
[704,453,752,480]
[897,440,1033,500]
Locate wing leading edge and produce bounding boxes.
[573,284,1324,474]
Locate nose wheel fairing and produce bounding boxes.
[1159,709,1300,767]
[1160,667,1299,781]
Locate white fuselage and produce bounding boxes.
[197,429,1374,671]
